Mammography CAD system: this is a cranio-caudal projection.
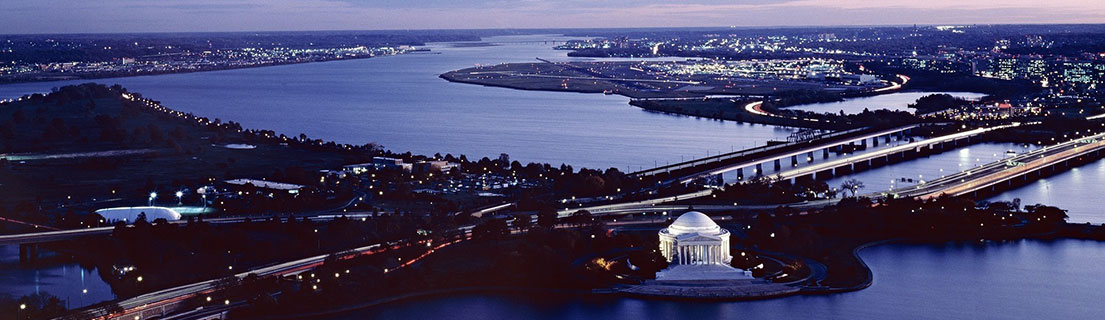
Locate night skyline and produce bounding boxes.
[6,1,1105,319]
[4,0,1105,34]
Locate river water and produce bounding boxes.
[0,245,115,308]
[0,35,791,171]
[333,239,1105,320]
[789,91,987,115]
[1,34,1104,315]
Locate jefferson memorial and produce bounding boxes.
[656,211,752,280]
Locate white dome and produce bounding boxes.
[668,211,720,234]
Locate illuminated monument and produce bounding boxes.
[657,211,752,280]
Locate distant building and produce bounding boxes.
[224,178,305,194]
[414,160,459,174]
[319,169,347,179]
[342,163,374,175]
[656,211,752,280]
[95,206,181,223]
[372,157,413,172]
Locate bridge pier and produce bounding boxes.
[794,174,814,185]
[816,168,834,180]
[18,244,38,263]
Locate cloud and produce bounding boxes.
[1,0,1104,33]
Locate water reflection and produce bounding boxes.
[0,245,115,308]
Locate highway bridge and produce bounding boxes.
[886,130,1105,200]
[770,124,1019,183]
[627,124,925,185]
[688,123,1013,186]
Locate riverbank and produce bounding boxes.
[215,193,1105,320]
[310,239,1105,320]
[0,51,414,86]
[260,221,1105,319]
[629,98,847,130]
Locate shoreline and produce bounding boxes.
[439,72,846,129]
[263,239,887,320]
[0,52,407,86]
[276,229,1105,318]
[439,70,912,130]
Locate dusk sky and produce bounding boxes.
[4,0,1105,34]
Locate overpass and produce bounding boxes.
[771,124,1019,183]
[885,130,1105,200]
[630,124,925,184]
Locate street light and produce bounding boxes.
[148,192,157,206]
[175,191,184,205]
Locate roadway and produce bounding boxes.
[679,124,923,183]
[60,233,470,320]
[627,125,875,178]
[1,191,368,246]
[887,130,1105,199]
[769,124,1018,181]
[0,214,355,246]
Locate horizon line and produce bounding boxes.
[5,22,1105,37]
